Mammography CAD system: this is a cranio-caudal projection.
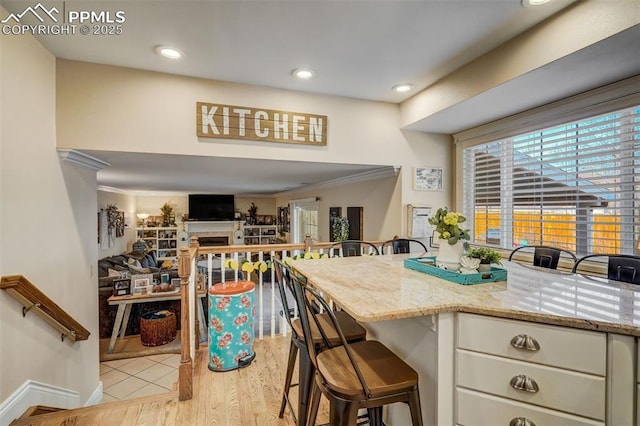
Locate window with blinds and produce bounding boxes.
[462,105,639,256]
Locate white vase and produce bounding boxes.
[436,239,465,271]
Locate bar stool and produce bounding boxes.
[381,238,428,255]
[572,254,640,284]
[289,271,423,426]
[330,240,379,257]
[273,259,367,425]
[509,245,577,270]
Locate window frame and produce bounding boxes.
[454,76,639,255]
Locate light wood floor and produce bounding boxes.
[12,335,330,425]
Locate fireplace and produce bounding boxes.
[198,236,229,247]
[185,221,238,246]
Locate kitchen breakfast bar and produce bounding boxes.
[290,254,639,426]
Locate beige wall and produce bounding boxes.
[56,60,455,235]
[56,60,414,167]
[276,174,402,242]
[0,21,99,406]
[400,0,640,128]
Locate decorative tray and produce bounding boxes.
[404,256,507,286]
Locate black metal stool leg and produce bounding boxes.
[279,338,299,418]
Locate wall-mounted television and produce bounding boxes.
[188,194,235,221]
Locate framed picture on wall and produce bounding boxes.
[407,204,433,238]
[414,167,443,191]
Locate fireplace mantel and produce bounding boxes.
[185,221,242,245]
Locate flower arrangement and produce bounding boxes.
[160,203,175,226]
[466,246,502,265]
[331,216,349,242]
[428,207,470,245]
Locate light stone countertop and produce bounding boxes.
[290,254,640,336]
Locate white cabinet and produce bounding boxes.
[136,227,178,260]
[243,225,277,245]
[456,313,607,425]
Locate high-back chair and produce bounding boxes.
[330,240,380,257]
[381,238,428,255]
[572,254,640,284]
[273,259,367,425]
[289,271,423,426]
[509,245,577,270]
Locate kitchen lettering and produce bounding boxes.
[196,102,327,146]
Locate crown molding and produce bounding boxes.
[275,166,399,196]
[57,149,110,171]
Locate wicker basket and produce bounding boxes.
[140,310,177,346]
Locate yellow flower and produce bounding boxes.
[442,231,451,239]
[303,252,313,259]
[443,212,459,226]
[283,257,293,266]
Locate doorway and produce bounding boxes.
[290,198,319,243]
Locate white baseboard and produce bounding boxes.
[0,380,79,425]
[84,381,103,407]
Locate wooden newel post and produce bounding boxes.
[190,236,199,249]
[177,246,193,401]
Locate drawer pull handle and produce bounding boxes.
[510,374,539,393]
[509,417,536,426]
[510,334,540,351]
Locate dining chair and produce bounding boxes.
[508,245,577,270]
[273,259,367,425]
[381,238,428,255]
[330,240,380,257]
[572,254,640,284]
[289,271,423,426]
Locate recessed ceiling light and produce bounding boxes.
[292,68,315,80]
[392,83,413,93]
[521,0,551,7]
[155,45,184,60]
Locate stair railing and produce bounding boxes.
[0,275,90,342]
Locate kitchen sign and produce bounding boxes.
[196,102,327,146]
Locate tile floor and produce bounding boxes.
[100,353,180,403]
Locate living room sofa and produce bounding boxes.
[98,251,235,339]
[98,250,181,339]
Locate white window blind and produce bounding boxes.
[462,105,639,256]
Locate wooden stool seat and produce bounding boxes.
[274,259,366,425]
[291,311,366,346]
[317,340,419,399]
[289,272,424,426]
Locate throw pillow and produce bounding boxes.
[129,264,152,274]
[149,250,157,266]
[108,268,129,278]
[145,253,156,268]
[127,257,141,268]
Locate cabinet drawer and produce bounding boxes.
[457,387,604,426]
[457,349,605,420]
[457,313,606,375]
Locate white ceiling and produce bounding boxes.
[3,0,638,195]
[86,150,393,195]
